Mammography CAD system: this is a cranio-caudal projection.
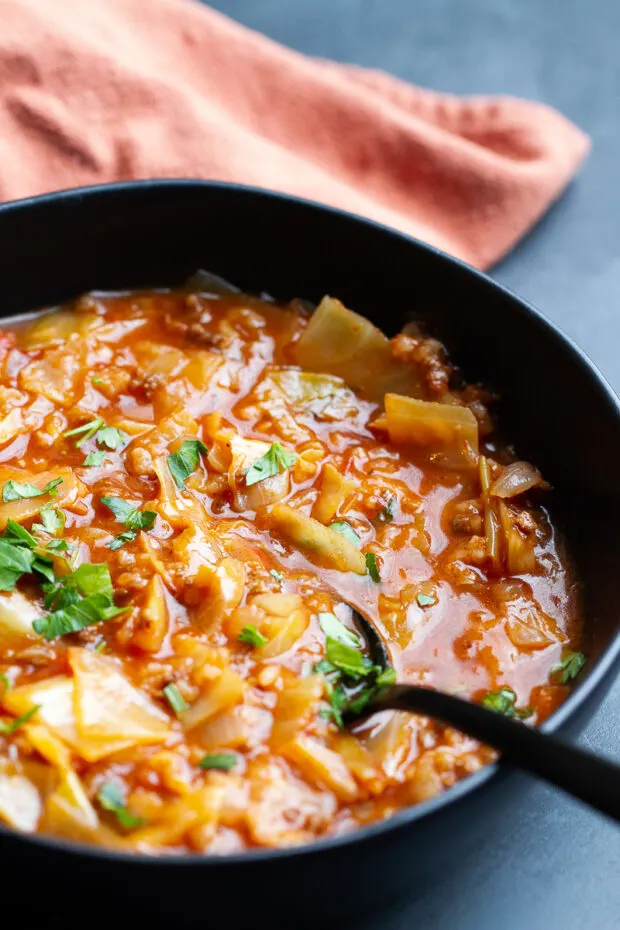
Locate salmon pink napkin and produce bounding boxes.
[0,0,589,268]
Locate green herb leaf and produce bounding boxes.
[416,592,436,608]
[374,496,397,525]
[100,497,157,534]
[318,612,361,648]
[321,680,347,728]
[245,442,297,487]
[325,637,373,678]
[84,450,107,467]
[63,418,104,447]
[365,552,381,582]
[2,477,63,503]
[97,782,144,829]
[33,504,65,536]
[45,539,69,553]
[91,376,105,387]
[163,683,188,715]
[167,439,208,489]
[198,752,237,771]
[329,522,361,548]
[2,520,37,548]
[32,556,55,584]
[33,593,127,640]
[481,687,532,719]
[0,673,10,696]
[0,539,36,590]
[551,651,586,684]
[96,426,126,451]
[107,530,138,550]
[238,625,268,648]
[375,666,397,688]
[0,704,40,735]
[270,568,283,585]
[72,563,114,599]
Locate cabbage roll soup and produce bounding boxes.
[0,280,583,854]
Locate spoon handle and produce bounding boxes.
[369,685,620,823]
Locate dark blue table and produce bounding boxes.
[208,2,620,927]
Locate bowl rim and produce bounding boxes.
[1,177,619,867]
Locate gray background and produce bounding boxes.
[207,1,620,928]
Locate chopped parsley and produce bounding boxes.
[270,568,283,585]
[163,683,188,715]
[0,704,40,735]
[32,563,127,640]
[238,625,268,648]
[0,673,10,696]
[329,522,361,548]
[198,752,237,771]
[63,418,104,447]
[318,612,361,648]
[96,427,126,451]
[365,552,381,582]
[2,477,62,503]
[482,688,533,719]
[65,420,127,460]
[100,496,156,549]
[84,450,107,467]
[325,637,374,678]
[0,521,56,590]
[97,782,144,829]
[245,442,297,487]
[551,651,586,684]
[314,626,396,727]
[167,439,208,489]
[32,504,65,536]
[374,496,397,524]
[416,592,436,608]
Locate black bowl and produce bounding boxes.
[1,181,619,927]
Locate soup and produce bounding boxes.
[0,280,582,853]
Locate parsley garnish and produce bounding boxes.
[365,552,381,582]
[0,704,40,735]
[238,625,268,648]
[318,612,361,648]
[65,420,126,460]
[167,439,208,489]
[551,651,586,684]
[0,520,58,589]
[97,427,126,451]
[417,593,436,608]
[84,450,107,467]
[63,418,104,447]
[100,496,156,549]
[374,496,397,525]
[0,673,10,697]
[270,568,283,585]
[163,683,188,715]
[97,782,144,829]
[482,688,533,719]
[245,442,297,487]
[2,477,62,503]
[32,504,65,536]
[32,563,127,640]
[329,522,361,548]
[325,637,374,678]
[198,752,237,771]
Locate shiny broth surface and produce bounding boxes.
[0,286,581,853]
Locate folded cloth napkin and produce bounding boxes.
[0,0,589,268]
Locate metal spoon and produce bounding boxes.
[347,606,620,823]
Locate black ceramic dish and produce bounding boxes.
[1,181,619,928]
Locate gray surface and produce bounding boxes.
[207,1,620,928]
